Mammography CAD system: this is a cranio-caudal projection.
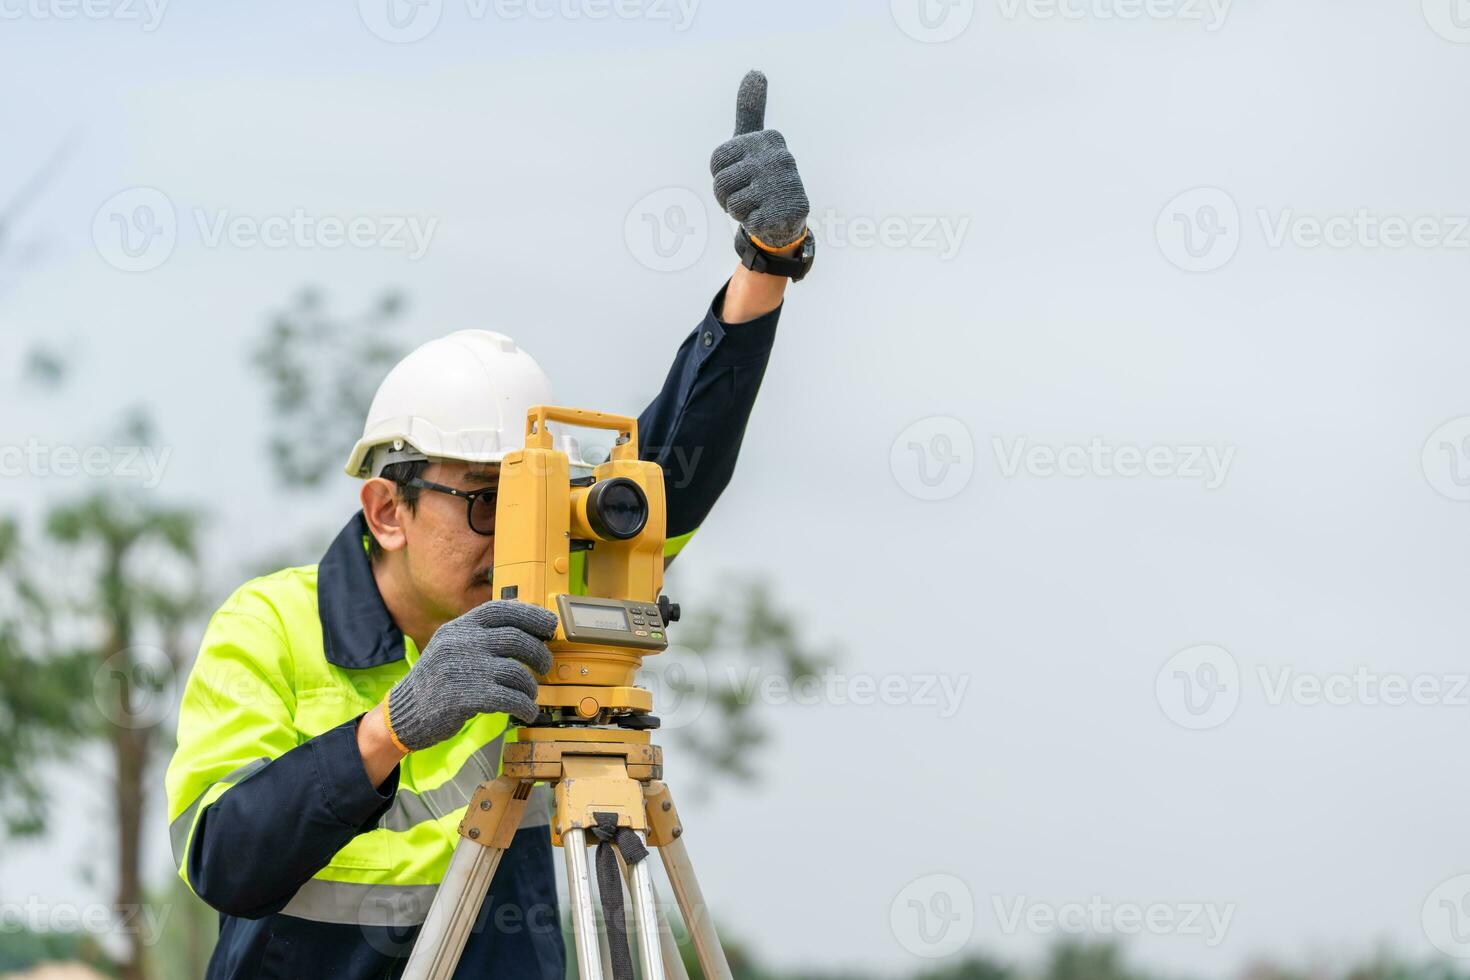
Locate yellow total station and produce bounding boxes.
[491,405,677,725]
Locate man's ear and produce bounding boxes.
[361,478,408,554]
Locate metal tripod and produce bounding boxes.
[402,726,732,980]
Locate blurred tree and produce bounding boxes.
[0,140,72,291]
[0,515,91,839]
[0,376,205,980]
[251,287,405,490]
[653,574,833,788]
[45,490,204,980]
[1039,941,1149,980]
[913,956,1017,980]
[145,874,213,980]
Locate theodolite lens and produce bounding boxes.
[586,477,648,540]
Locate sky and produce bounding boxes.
[4,0,1470,976]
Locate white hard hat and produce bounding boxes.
[345,329,586,478]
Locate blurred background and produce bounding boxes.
[3,0,1470,977]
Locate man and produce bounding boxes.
[164,70,814,978]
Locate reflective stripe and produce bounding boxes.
[380,734,504,832]
[280,789,553,927]
[171,740,547,870]
[168,758,269,868]
[282,878,441,927]
[380,773,551,832]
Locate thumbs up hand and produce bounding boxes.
[710,70,810,252]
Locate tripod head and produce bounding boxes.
[492,405,678,727]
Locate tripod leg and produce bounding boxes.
[402,836,504,980]
[619,857,690,980]
[643,782,732,980]
[659,837,733,980]
[626,833,667,980]
[564,828,604,980]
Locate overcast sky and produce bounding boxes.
[4,0,1470,976]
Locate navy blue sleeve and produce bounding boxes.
[187,716,398,919]
[638,282,781,538]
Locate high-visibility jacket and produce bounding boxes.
[164,288,780,979]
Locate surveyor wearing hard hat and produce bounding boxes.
[165,70,813,980]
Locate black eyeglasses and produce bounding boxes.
[395,478,498,535]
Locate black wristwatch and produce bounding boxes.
[734,226,816,282]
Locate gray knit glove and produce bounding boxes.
[385,601,558,750]
[710,70,810,250]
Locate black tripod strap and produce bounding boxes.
[590,811,650,980]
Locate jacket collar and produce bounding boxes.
[317,512,409,669]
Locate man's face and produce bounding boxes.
[399,460,499,622]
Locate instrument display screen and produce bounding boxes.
[568,602,630,632]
